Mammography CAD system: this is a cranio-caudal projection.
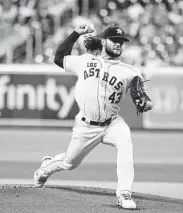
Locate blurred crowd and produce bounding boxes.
[0,0,182,67]
[0,0,78,63]
[100,0,183,67]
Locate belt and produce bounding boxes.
[81,117,112,126]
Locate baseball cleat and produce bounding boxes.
[34,155,53,187]
[34,169,48,188]
[117,191,136,210]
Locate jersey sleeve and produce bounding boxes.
[63,55,84,76]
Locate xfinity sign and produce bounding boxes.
[0,75,76,118]
[0,71,78,127]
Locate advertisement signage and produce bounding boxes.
[0,65,78,127]
[143,68,183,129]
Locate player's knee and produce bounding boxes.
[68,164,78,170]
[61,162,73,170]
[64,164,80,171]
[62,159,81,170]
[67,165,74,170]
[68,161,81,170]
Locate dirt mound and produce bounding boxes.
[1,185,183,213]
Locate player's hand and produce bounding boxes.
[74,24,94,35]
[144,100,153,112]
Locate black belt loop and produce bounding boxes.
[81,117,112,126]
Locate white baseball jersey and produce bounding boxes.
[39,54,138,197]
[64,53,143,121]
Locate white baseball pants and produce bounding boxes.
[41,114,134,197]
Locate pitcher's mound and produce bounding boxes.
[1,185,183,213]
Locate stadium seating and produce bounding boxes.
[0,0,182,66]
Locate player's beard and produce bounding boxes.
[105,45,122,58]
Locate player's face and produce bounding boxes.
[104,38,125,58]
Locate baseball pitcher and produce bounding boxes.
[34,24,153,210]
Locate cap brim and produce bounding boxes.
[107,36,129,42]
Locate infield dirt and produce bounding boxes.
[1,185,183,213]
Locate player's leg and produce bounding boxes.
[102,116,136,209]
[34,118,103,187]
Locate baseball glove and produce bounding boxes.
[130,76,152,115]
[83,35,102,51]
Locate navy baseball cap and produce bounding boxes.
[102,27,129,42]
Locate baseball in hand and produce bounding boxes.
[85,24,94,33]
[75,24,95,35]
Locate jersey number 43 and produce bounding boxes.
[109,92,122,104]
